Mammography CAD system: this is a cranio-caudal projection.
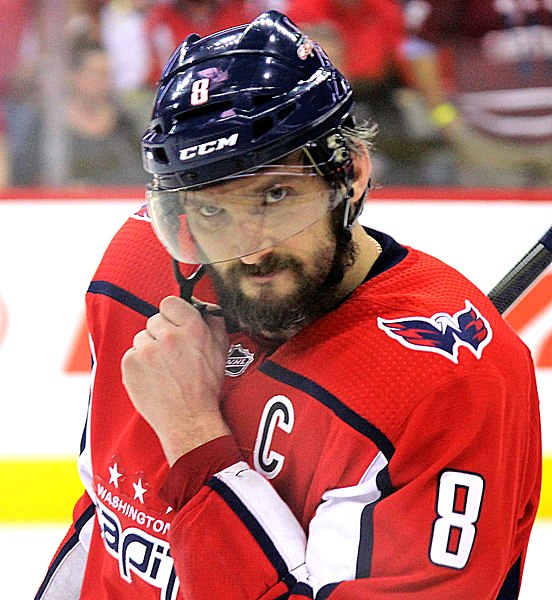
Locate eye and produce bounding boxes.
[198,205,224,218]
[264,186,290,205]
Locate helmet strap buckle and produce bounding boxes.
[172,260,224,317]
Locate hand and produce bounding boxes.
[121,295,231,466]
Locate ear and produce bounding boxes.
[350,144,371,205]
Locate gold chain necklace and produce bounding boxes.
[369,235,383,256]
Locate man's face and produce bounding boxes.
[150,154,359,338]
[148,152,344,266]
[183,162,334,264]
[203,171,357,341]
[207,212,341,338]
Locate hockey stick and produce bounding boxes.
[488,225,552,315]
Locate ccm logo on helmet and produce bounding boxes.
[179,133,239,161]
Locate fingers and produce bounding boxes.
[130,298,189,349]
[145,296,228,354]
[145,296,197,341]
[159,295,193,326]
[132,328,154,348]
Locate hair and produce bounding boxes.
[341,119,379,156]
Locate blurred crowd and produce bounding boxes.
[0,0,551,188]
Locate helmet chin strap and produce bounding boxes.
[343,179,370,231]
[172,260,224,317]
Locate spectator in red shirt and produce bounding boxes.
[288,0,406,84]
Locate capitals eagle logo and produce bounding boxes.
[377,300,492,364]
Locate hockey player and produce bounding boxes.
[36,11,541,599]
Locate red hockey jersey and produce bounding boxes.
[36,207,541,599]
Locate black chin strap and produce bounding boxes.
[172,259,224,317]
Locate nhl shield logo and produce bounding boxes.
[225,344,254,377]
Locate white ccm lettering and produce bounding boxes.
[97,500,179,600]
[179,133,239,161]
[254,395,295,479]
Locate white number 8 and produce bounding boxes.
[190,78,210,106]
[429,470,485,569]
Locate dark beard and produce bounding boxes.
[207,213,358,340]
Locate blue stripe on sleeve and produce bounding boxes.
[88,280,159,318]
[207,477,297,591]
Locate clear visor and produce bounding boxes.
[147,156,345,264]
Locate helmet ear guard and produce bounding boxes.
[304,120,370,231]
[342,180,370,230]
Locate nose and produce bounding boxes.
[232,210,276,263]
[239,242,274,265]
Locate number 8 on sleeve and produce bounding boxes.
[430,470,485,569]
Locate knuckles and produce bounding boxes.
[132,329,151,348]
[153,299,209,342]
[159,295,191,323]
[123,296,225,380]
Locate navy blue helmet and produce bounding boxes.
[143,11,362,265]
[142,10,355,191]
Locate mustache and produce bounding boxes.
[232,253,303,277]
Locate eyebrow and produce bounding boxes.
[247,174,298,195]
[196,172,316,199]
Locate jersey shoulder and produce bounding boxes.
[89,205,216,309]
[274,247,531,439]
[90,206,177,306]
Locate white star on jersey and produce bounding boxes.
[133,478,148,504]
[108,463,122,488]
